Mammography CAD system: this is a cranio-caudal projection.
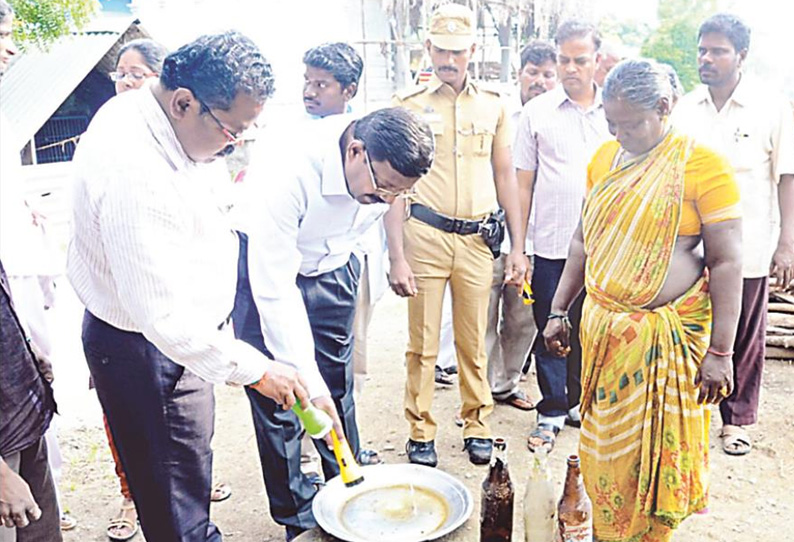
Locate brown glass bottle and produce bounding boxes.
[480,438,514,542]
[557,455,593,542]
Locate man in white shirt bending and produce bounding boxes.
[237,107,433,541]
[68,32,311,542]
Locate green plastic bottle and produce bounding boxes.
[292,400,333,439]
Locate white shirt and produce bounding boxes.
[67,88,271,387]
[513,86,611,259]
[242,114,388,398]
[673,76,794,278]
[0,113,59,278]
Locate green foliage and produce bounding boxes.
[599,18,652,51]
[9,0,99,51]
[641,0,719,92]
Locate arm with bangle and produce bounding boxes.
[543,221,586,357]
[696,217,743,404]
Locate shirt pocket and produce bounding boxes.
[471,120,496,157]
[730,123,765,174]
[427,120,446,157]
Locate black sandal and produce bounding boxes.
[527,422,560,453]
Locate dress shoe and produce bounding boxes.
[463,437,493,465]
[406,439,438,467]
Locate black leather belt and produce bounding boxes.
[409,203,482,235]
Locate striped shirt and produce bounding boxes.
[514,86,611,259]
[66,88,297,391]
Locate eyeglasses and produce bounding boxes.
[199,101,241,156]
[109,71,154,83]
[364,150,417,203]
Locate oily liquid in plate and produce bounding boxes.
[341,484,448,541]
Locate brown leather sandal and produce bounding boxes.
[107,498,138,541]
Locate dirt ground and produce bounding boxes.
[51,288,794,542]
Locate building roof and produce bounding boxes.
[0,17,149,153]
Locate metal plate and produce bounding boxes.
[312,464,473,542]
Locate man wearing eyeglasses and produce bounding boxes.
[67,32,315,542]
[386,3,529,467]
[237,107,433,541]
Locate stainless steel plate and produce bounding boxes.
[312,464,473,542]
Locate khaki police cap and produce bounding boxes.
[428,3,476,51]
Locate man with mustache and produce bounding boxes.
[302,42,362,119]
[514,19,611,453]
[674,13,794,457]
[518,40,558,107]
[387,3,529,467]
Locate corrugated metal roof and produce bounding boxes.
[0,18,146,153]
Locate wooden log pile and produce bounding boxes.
[767,291,794,361]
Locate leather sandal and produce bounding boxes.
[720,425,752,456]
[495,390,535,411]
[107,499,138,541]
[210,481,232,502]
[358,448,382,465]
[527,422,560,453]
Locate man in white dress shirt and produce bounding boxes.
[674,13,794,457]
[68,32,312,542]
[237,107,433,540]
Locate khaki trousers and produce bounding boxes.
[352,255,373,400]
[403,219,494,441]
[486,253,537,400]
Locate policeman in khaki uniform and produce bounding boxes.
[385,3,530,467]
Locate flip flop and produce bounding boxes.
[358,448,383,465]
[60,513,77,531]
[527,422,559,453]
[210,481,232,502]
[720,425,752,456]
[496,390,535,411]
[107,501,138,541]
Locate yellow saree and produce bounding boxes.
[579,132,710,542]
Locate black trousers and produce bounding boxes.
[233,235,361,530]
[0,438,61,542]
[82,311,220,542]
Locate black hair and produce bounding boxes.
[554,19,602,51]
[520,40,556,69]
[698,13,751,53]
[303,42,363,95]
[160,31,275,111]
[117,38,168,73]
[353,107,434,178]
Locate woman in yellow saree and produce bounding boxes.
[543,59,743,542]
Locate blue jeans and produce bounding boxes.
[233,234,361,530]
[531,256,583,420]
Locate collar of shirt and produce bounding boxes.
[554,84,604,113]
[312,114,357,198]
[426,72,480,97]
[693,72,751,110]
[305,102,355,121]
[137,87,196,172]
